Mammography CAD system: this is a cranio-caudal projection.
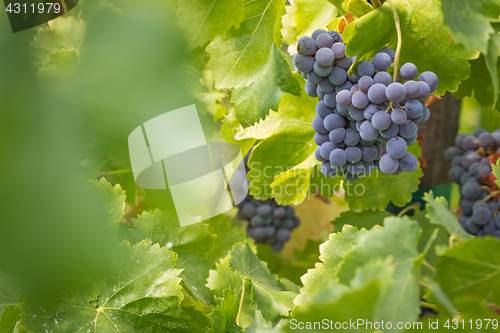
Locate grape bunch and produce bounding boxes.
[237,196,301,252]
[445,129,500,239]
[293,29,438,181]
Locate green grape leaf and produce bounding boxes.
[232,45,301,128]
[483,33,500,110]
[0,273,20,315]
[282,0,338,46]
[208,289,243,333]
[434,237,500,305]
[342,0,478,96]
[246,309,283,332]
[441,0,500,54]
[220,114,257,157]
[132,209,216,304]
[207,0,285,89]
[38,49,79,77]
[332,210,392,232]
[205,215,248,265]
[286,280,380,332]
[22,242,211,332]
[30,16,86,67]
[325,0,347,14]
[343,166,423,211]
[295,226,367,306]
[0,305,20,333]
[342,0,373,18]
[229,243,296,321]
[177,0,244,50]
[88,178,126,227]
[494,159,500,189]
[337,217,422,326]
[206,256,244,297]
[234,74,315,141]
[423,191,474,241]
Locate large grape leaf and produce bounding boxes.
[282,0,338,46]
[30,16,86,67]
[38,49,79,78]
[441,0,500,54]
[88,178,126,227]
[342,0,478,95]
[0,304,20,333]
[177,0,244,50]
[229,243,296,321]
[434,237,500,305]
[232,45,300,128]
[207,0,285,89]
[423,191,474,242]
[337,217,422,328]
[21,242,210,332]
[332,210,392,232]
[132,209,216,304]
[342,0,373,18]
[294,226,367,306]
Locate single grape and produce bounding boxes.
[335,80,354,93]
[295,55,315,73]
[336,56,353,69]
[478,132,496,148]
[363,104,380,121]
[404,100,423,118]
[373,52,392,71]
[496,214,500,229]
[461,181,481,200]
[361,145,379,162]
[316,100,334,118]
[350,84,360,93]
[328,31,341,42]
[379,154,399,174]
[305,81,318,97]
[314,62,333,77]
[329,128,346,143]
[348,74,360,83]
[317,86,325,99]
[460,200,474,216]
[318,77,335,93]
[399,153,418,172]
[473,207,492,226]
[315,146,327,162]
[321,161,337,177]
[372,111,392,130]
[402,81,421,99]
[344,128,361,146]
[320,142,337,160]
[257,204,273,218]
[242,203,256,219]
[336,90,352,106]
[356,120,365,132]
[484,221,498,235]
[475,164,492,181]
[316,47,335,66]
[358,76,374,92]
[298,37,317,55]
[416,81,431,101]
[312,115,328,134]
[400,63,418,80]
[466,219,482,234]
[418,71,439,93]
[312,29,327,40]
[324,92,337,108]
[270,242,284,252]
[307,70,322,84]
[348,104,365,121]
[324,114,346,131]
[329,148,348,166]
[379,48,395,62]
[331,42,346,59]
[360,121,379,141]
[386,83,406,103]
[316,33,334,48]
[391,108,407,124]
[421,105,430,122]
[444,146,461,162]
[314,133,329,146]
[345,147,362,163]
[328,66,348,85]
[336,103,349,116]
[357,61,375,77]
[352,91,369,109]
[374,71,392,86]
[399,120,418,139]
[380,122,400,139]
[367,83,387,104]
[276,229,291,242]
[386,137,408,159]
[250,215,265,227]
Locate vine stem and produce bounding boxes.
[423,260,436,273]
[98,169,133,176]
[419,280,432,289]
[372,0,382,8]
[420,301,437,310]
[397,202,420,217]
[387,0,402,82]
[236,279,247,327]
[481,189,500,202]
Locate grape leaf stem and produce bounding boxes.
[236,278,247,327]
[420,301,437,310]
[387,0,402,82]
[423,260,436,273]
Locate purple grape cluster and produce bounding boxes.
[445,129,500,239]
[237,196,301,251]
[294,29,438,181]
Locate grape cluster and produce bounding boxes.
[237,197,301,252]
[294,29,438,181]
[445,129,500,239]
